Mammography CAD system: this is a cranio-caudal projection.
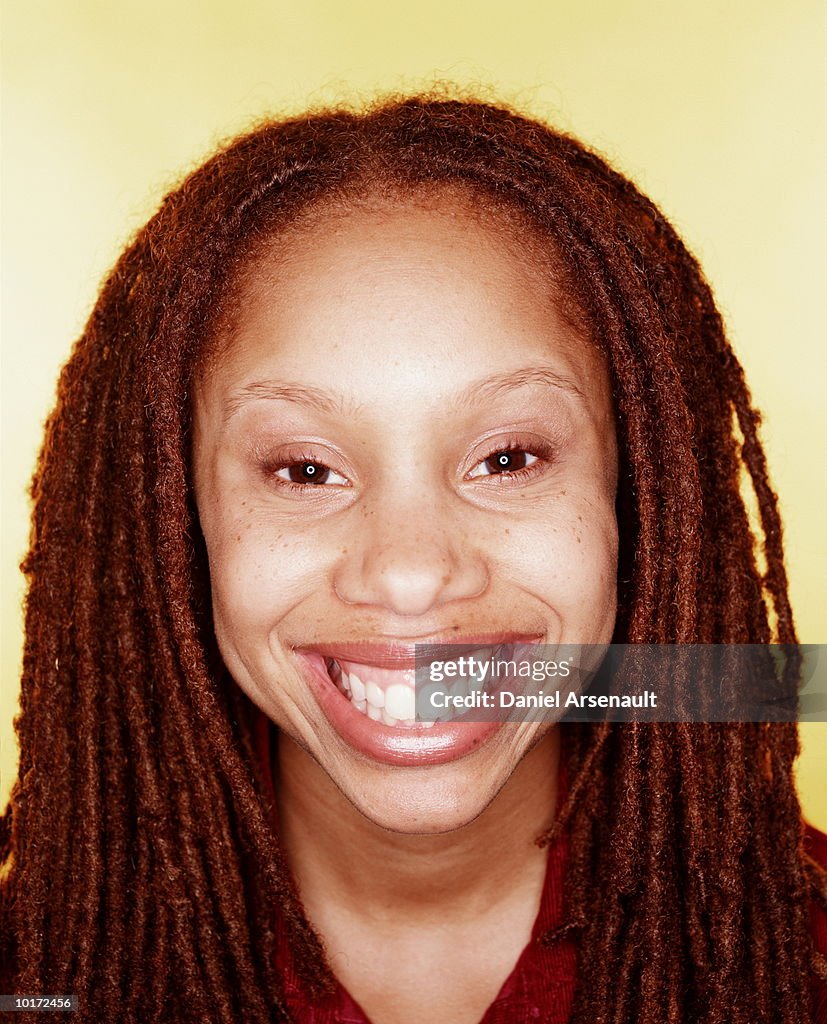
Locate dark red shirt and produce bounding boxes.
[253,711,827,1023]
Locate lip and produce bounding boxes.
[292,648,516,767]
[294,631,545,669]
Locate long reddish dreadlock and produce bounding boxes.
[1,94,825,1023]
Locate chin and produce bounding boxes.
[332,760,507,835]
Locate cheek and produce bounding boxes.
[494,493,618,623]
[196,464,332,643]
[205,513,321,632]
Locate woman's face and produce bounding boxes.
[192,197,619,833]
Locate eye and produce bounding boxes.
[467,442,547,481]
[269,456,349,489]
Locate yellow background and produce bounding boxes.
[2,1,825,824]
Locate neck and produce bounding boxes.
[274,730,560,924]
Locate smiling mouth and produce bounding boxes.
[293,636,544,766]
[297,631,545,738]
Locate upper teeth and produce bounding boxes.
[349,671,366,702]
[327,658,427,728]
[325,645,509,727]
[384,684,416,721]
[365,680,384,707]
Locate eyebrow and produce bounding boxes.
[224,364,584,422]
[455,365,585,407]
[224,381,361,421]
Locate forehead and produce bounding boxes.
[199,197,612,419]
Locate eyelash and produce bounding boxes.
[260,438,556,494]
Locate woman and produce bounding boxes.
[1,95,825,1023]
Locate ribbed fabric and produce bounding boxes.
[253,710,827,1023]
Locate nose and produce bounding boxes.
[332,499,489,617]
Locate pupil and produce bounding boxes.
[486,450,527,474]
[289,461,329,484]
